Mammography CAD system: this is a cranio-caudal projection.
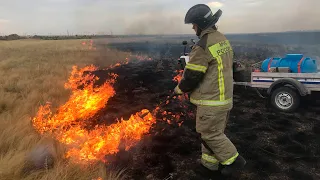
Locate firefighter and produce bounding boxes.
[174,4,246,178]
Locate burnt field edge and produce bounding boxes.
[85,52,320,180]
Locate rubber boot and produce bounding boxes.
[221,155,246,176]
[192,164,225,180]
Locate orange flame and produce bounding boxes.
[32,65,156,164]
[32,56,190,164]
[93,178,103,180]
[81,40,96,51]
[173,70,183,83]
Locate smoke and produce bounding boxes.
[218,0,320,33]
[121,0,320,35]
[117,1,188,35]
[1,0,320,35]
[123,12,186,35]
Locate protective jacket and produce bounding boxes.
[177,28,234,109]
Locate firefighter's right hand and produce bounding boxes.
[174,85,183,95]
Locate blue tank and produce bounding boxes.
[261,54,318,73]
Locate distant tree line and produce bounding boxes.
[0,34,119,41]
[0,34,24,40]
[32,35,95,40]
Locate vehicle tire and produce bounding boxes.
[270,87,300,112]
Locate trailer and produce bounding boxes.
[178,40,320,112]
[234,71,320,112]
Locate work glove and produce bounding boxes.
[174,85,183,95]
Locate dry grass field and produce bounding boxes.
[2,36,320,180]
[0,39,131,180]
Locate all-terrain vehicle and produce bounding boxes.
[178,40,320,112]
[178,40,245,79]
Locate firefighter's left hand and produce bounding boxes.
[174,85,183,95]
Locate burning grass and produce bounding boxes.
[32,65,157,164]
[0,39,132,180]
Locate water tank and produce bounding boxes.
[261,54,318,73]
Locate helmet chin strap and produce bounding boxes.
[196,25,203,37]
[196,28,202,37]
[196,21,217,38]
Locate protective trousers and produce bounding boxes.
[196,105,238,170]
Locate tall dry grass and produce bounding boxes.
[0,39,131,180]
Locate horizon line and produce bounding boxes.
[2,30,320,37]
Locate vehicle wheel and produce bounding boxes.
[270,87,300,112]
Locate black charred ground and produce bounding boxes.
[89,40,320,180]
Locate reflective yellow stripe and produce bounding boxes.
[208,40,232,101]
[185,63,207,73]
[216,56,225,100]
[202,154,219,164]
[190,98,232,106]
[221,152,239,165]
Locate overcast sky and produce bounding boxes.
[0,0,319,35]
